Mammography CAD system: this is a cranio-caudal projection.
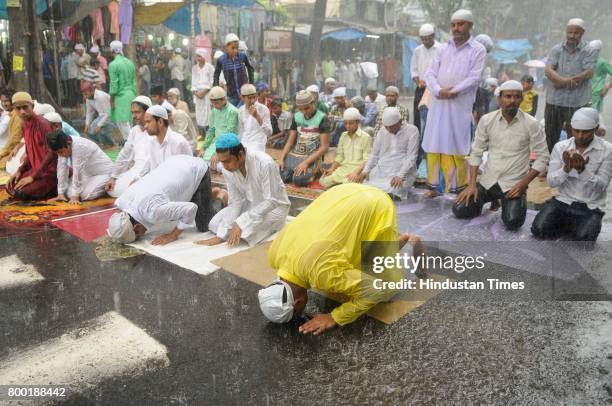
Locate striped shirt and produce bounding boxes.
[213,52,254,101]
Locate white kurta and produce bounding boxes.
[0,110,9,150]
[237,102,272,152]
[209,150,290,246]
[363,122,420,200]
[57,137,113,201]
[146,128,193,173]
[5,144,26,175]
[116,155,209,230]
[191,63,215,127]
[170,109,199,153]
[109,125,151,198]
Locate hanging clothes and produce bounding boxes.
[119,0,133,44]
[90,8,105,46]
[108,1,120,39]
[199,3,218,35]
[81,16,93,46]
[102,6,112,44]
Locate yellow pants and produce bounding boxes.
[426,153,468,193]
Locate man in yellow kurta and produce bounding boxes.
[0,92,23,170]
[319,108,372,188]
[258,183,420,335]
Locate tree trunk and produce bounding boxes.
[302,0,326,85]
[8,1,33,92]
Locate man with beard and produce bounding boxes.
[452,80,549,230]
[544,18,597,153]
[373,86,410,137]
[532,108,612,242]
[105,96,153,197]
[423,9,486,198]
[142,105,192,172]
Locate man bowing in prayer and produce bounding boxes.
[196,133,290,247]
[7,92,57,200]
[107,155,225,246]
[422,9,486,198]
[258,183,423,335]
[108,40,137,141]
[452,80,549,230]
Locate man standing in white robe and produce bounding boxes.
[105,96,153,197]
[237,84,272,152]
[196,133,290,247]
[361,107,420,200]
[191,48,215,135]
[46,130,113,204]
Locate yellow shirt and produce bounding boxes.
[519,89,537,114]
[268,184,401,326]
[335,128,372,168]
[0,111,23,165]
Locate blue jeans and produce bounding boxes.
[88,116,114,147]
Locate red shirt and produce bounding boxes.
[20,114,56,180]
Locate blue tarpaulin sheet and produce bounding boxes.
[402,37,419,90]
[321,28,365,41]
[493,38,532,64]
[163,2,202,36]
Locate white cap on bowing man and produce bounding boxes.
[571,107,599,130]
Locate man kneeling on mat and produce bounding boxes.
[532,108,612,241]
[106,155,227,246]
[258,183,423,335]
[196,133,290,247]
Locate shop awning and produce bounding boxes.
[134,1,186,26]
[321,28,366,41]
[493,39,533,64]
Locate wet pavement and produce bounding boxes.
[0,99,610,405]
[1,211,612,405]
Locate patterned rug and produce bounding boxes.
[211,172,323,200]
[0,187,115,231]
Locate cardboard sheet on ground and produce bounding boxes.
[127,223,284,276]
[212,242,446,325]
[396,189,612,281]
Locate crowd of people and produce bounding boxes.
[1,9,611,335]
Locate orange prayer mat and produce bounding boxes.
[0,187,115,231]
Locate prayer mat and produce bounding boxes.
[94,236,145,262]
[212,242,446,325]
[211,171,324,200]
[127,222,284,276]
[52,208,119,242]
[0,187,115,231]
[395,188,612,282]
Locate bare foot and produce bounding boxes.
[424,190,439,199]
[194,236,225,246]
